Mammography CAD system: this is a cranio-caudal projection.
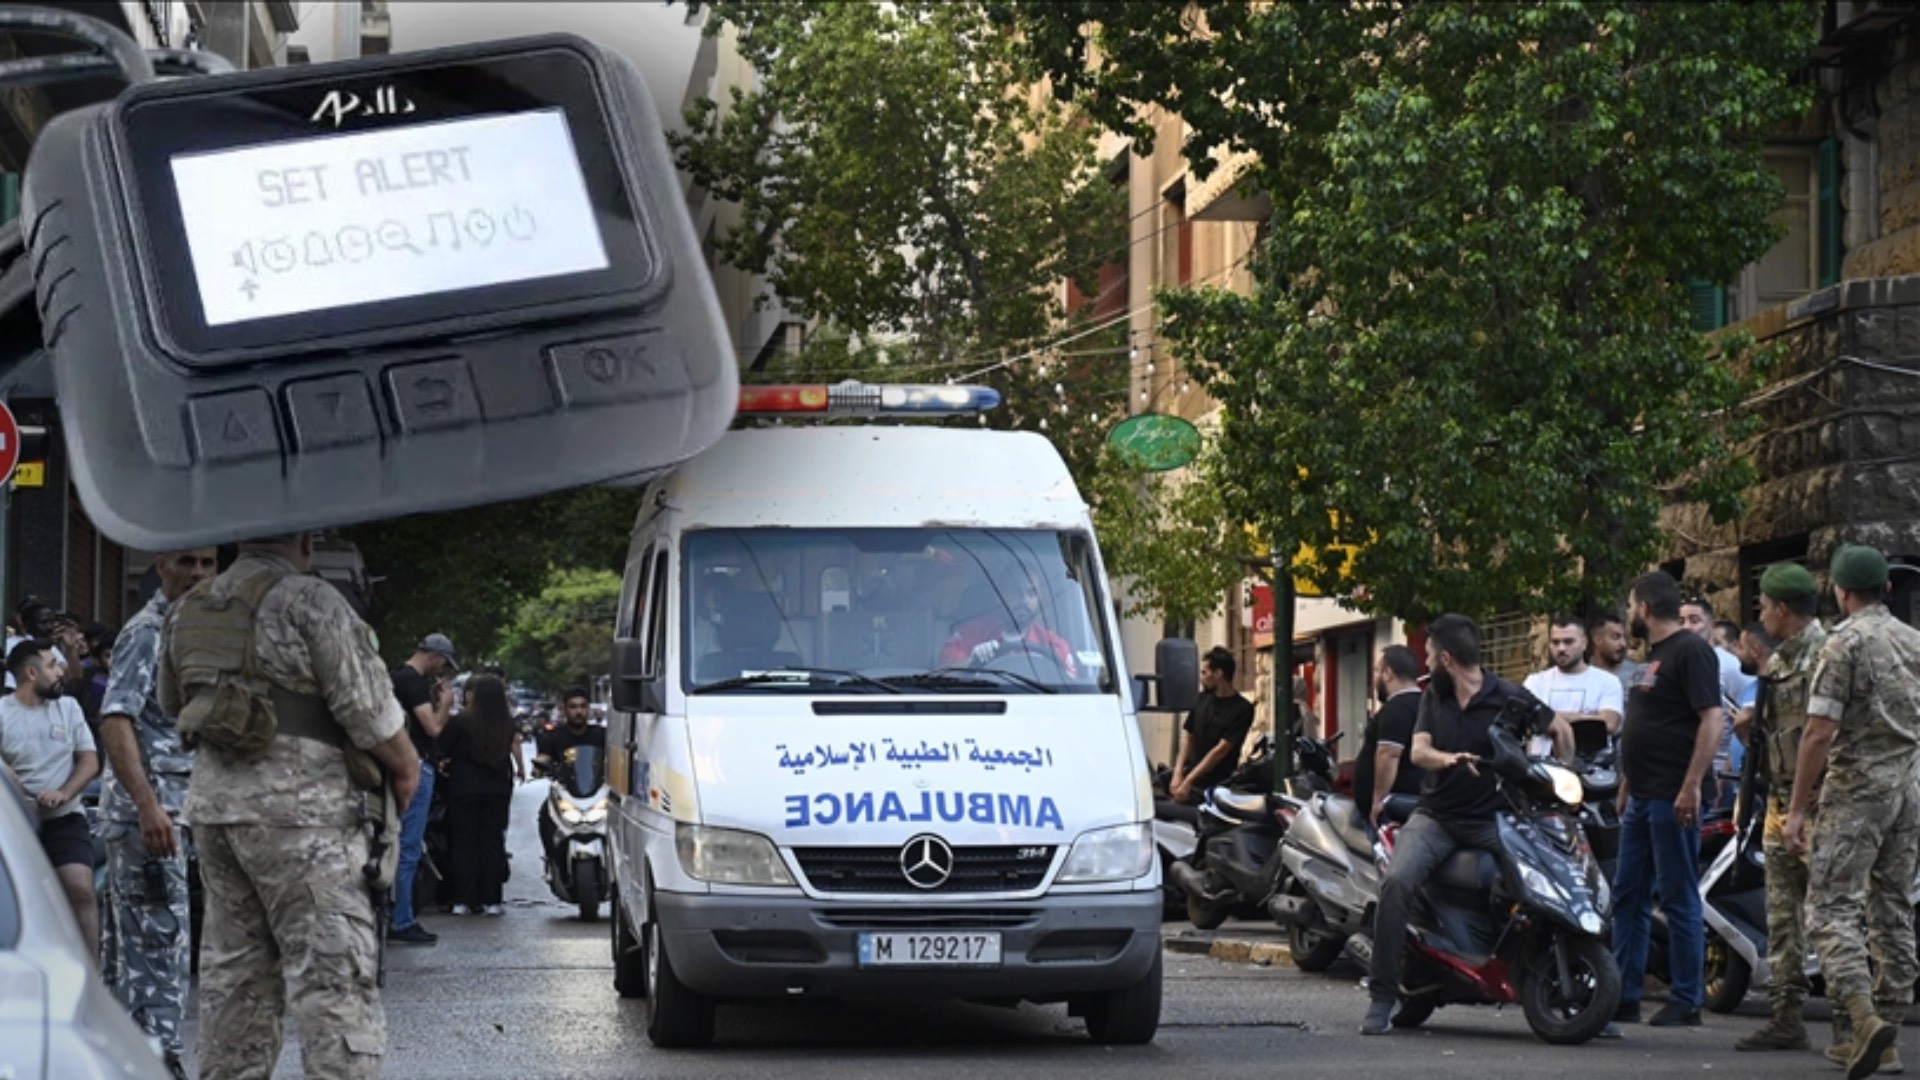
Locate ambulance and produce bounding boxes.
[602,382,1197,1047]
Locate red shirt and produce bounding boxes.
[938,615,1078,677]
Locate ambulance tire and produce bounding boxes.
[646,907,716,1047]
[611,889,647,999]
[1081,948,1162,1045]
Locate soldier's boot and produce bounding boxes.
[1878,1003,1907,1075]
[1735,1000,1810,1051]
[1832,1012,1859,1067]
[1844,993,1900,1080]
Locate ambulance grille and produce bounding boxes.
[792,845,1056,894]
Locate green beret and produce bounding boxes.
[1830,543,1890,592]
[1760,562,1818,602]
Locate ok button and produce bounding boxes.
[548,333,688,406]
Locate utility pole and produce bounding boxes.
[1271,555,1295,794]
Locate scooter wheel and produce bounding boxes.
[1288,920,1346,973]
[1703,932,1752,1014]
[1186,890,1230,931]
[1390,1000,1436,1029]
[1521,933,1621,1045]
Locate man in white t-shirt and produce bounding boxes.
[1523,615,1623,759]
[0,637,101,957]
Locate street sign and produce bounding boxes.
[0,400,18,486]
[22,31,736,549]
[1106,412,1200,471]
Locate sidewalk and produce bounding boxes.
[1161,918,1300,966]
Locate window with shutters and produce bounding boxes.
[1690,140,1840,331]
[1739,535,1813,626]
[1480,611,1534,683]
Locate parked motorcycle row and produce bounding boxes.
[1151,699,1869,1046]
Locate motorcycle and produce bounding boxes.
[536,744,611,921]
[1166,731,1340,931]
[1323,696,1621,1044]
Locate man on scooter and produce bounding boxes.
[1360,614,1570,1035]
[535,687,606,859]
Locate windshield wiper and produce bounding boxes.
[691,667,901,694]
[890,668,1058,694]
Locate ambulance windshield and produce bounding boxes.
[685,528,1115,695]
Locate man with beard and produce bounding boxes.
[0,638,101,956]
[1590,610,1645,700]
[1523,615,1621,758]
[1610,571,1724,1030]
[536,687,608,861]
[1354,644,1426,827]
[1360,615,1569,1035]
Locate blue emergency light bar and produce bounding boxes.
[738,381,1001,418]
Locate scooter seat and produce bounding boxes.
[1315,795,1377,857]
[1212,790,1274,823]
[1434,849,1499,891]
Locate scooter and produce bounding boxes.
[536,744,612,921]
[1165,732,1335,930]
[1322,696,1621,1044]
[1567,719,1620,879]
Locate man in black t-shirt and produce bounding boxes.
[387,632,456,945]
[1609,571,1724,1030]
[1169,647,1255,804]
[1355,644,1427,826]
[1362,614,1563,1036]
[537,686,609,858]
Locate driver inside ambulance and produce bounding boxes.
[936,574,1079,677]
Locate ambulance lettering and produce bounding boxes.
[784,791,1064,830]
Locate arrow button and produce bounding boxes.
[285,376,378,451]
[187,390,281,464]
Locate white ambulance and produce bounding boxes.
[602,382,1197,1047]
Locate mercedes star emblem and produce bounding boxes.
[899,834,955,890]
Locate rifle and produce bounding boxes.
[359,774,396,988]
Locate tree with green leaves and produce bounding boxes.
[341,485,636,668]
[674,0,1129,483]
[1004,2,1819,621]
[496,567,623,692]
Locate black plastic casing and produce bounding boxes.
[22,33,736,549]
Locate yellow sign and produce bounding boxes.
[1243,520,1362,600]
[11,461,44,488]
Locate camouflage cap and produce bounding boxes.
[1759,562,1818,602]
[1830,543,1890,592]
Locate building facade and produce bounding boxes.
[1662,5,1920,630]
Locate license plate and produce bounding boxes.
[857,931,1002,967]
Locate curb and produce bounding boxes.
[1164,931,1296,967]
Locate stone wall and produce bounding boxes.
[1660,277,1920,613]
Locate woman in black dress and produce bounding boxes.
[440,675,517,915]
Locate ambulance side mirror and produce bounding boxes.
[609,637,659,714]
[1145,638,1199,713]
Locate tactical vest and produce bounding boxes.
[170,561,383,791]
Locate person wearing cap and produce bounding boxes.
[387,632,457,946]
[1785,544,1920,1078]
[1733,562,1829,1055]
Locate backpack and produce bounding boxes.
[169,561,289,759]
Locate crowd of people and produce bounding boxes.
[0,538,607,1079]
[1159,546,1920,1078]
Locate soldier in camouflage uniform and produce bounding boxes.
[95,548,216,1078]
[1784,544,1920,1080]
[1733,563,1828,1056]
[159,534,420,1080]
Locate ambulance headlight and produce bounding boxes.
[676,825,796,887]
[1057,823,1153,884]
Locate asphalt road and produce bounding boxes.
[179,772,1897,1079]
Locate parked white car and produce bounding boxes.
[0,782,169,1079]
